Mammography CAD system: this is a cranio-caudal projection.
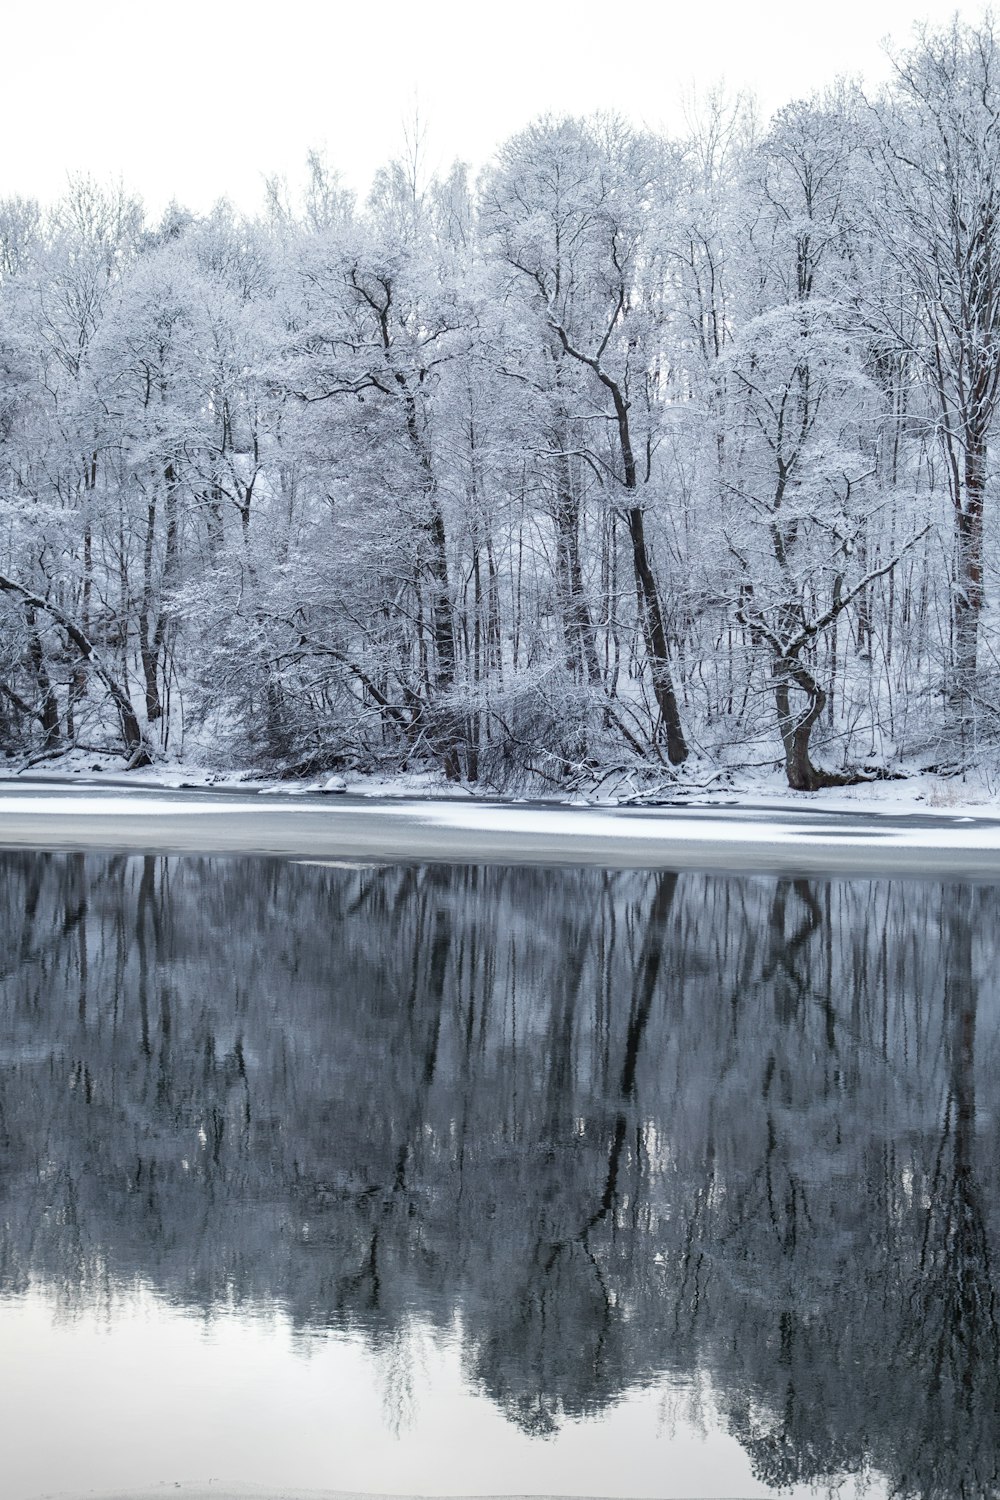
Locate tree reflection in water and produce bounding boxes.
[0,852,998,1498]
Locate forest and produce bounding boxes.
[1,15,999,791]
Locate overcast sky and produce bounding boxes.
[2,0,989,218]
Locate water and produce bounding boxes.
[1,852,997,1499]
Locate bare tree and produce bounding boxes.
[869,17,1000,706]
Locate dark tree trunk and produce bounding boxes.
[554,455,602,685]
[551,319,688,765]
[954,431,986,702]
[0,575,149,765]
[628,507,687,764]
[395,371,461,779]
[772,654,852,791]
[425,499,461,782]
[138,487,159,722]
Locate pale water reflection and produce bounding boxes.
[3,1287,833,1500]
[0,853,996,1499]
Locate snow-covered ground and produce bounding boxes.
[5,756,1000,828]
[1,772,1000,878]
[3,748,998,818]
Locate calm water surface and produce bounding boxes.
[1,853,997,1499]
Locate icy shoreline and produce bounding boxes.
[1,778,1000,878]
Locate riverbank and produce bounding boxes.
[3,750,999,820]
[1,780,999,878]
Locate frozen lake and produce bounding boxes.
[1,829,998,1498]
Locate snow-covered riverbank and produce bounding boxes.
[2,778,1000,878]
[4,752,1000,817]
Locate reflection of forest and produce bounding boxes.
[1,854,999,1497]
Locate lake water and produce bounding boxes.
[1,851,997,1499]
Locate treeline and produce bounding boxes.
[2,15,1000,788]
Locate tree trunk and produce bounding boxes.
[551,320,688,764]
[25,608,61,750]
[954,431,986,702]
[70,456,96,738]
[0,574,149,765]
[773,655,836,791]
[426,499,461,782]
[139,492,160,723]
[628,507,687,764]
[554,454,602,685]
[393,373,462,780]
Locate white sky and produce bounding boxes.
[0,0,988,219]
